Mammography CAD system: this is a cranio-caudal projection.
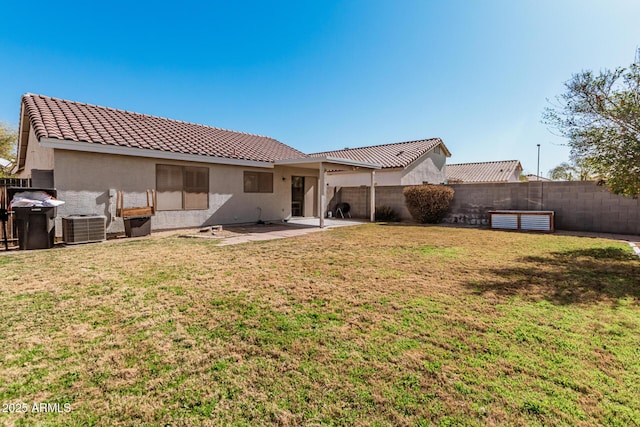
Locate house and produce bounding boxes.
[525,174,552,182]
[446,160,523,184]
[310,138,451,187]
[14,94,381,235]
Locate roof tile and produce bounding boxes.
[310,138,450,169]
[22,94,306,163]
[446,160,522,183]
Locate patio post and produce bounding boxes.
[370,170,376,222]
[318,162,325,228]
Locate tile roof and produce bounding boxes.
[446,160,523,183]
[309,138,450,169]
[22,94,306,162]
[525,174,553,182]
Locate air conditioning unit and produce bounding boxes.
[62,215,107,244]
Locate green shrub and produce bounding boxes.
[403,185,454,224]
[375,205,400,222]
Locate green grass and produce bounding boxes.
[0,224,639,426]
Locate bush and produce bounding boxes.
[375,205,399,222]
[403,185,454,224]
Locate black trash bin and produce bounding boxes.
[13,206,56,250]
[8,188,58,250]
[124,216,151,238]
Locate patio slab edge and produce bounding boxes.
[629,242,640,258]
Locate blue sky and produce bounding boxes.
[1,0,638,176]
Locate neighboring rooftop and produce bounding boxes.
[446,160,523,183]
[525,174,553,182]
[21,94,306,163]
[309,138,451,169]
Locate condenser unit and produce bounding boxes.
[62,215,107,244]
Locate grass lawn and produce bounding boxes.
[0,224,639,426]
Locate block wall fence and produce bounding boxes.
[328,181,640,236]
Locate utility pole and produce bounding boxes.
[536,144,541,181]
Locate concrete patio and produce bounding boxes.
[177,218,368,246]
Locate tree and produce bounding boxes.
[548,159,595,181]
[0,121,18,177]
[549,162,577,181]
[544,49,640,197]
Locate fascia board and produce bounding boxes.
[39,138,274,168]
[324,156,381,169]
[275,156,381,170]
[15,102,28,172]
[439,141,452,158]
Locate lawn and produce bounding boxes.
[0,224,639,426]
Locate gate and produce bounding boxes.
[1,178,33,249]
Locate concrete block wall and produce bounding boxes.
[375,186,413,220]
[328,186,412,220]
[330,181,640,235]
[447,181,640,235]
[444,183,529,225]
[540,181,640,234]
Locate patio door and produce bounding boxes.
[291,176,304,216]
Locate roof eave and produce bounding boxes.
[275,156,382,170]
[14,100,30,173]
[39,138,275,168]
[439,141,452,158]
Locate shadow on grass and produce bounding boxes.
[466,247,640,305]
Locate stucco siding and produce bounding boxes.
[17,125,54,178]
[53,150,318,235]
[400,150,446,185]
[303,177,318,217]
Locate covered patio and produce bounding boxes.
[275,156,381,228]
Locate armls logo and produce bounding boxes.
[31,403,72,413]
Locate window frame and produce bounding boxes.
[243,171,274,193]
[156,164,209,211]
